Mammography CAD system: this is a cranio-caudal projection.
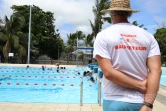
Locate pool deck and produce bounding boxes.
[1,103,102,111]
[0,100,166,111]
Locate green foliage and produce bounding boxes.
[0,13,26,62]
[11,5,64,60]
[154,28,166,63]
[66,31,87,61]
[0,18,5,56]
[85,34,93,47]
[88,0,111,61]
[45,37,64,60]
[132,21,147,30]
[67,31,81,52]
[90,0,111,38]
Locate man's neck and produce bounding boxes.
[112,16,129,24]
[113,21,129,24]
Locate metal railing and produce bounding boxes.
[80,77,83,106]
[98,78,102,106]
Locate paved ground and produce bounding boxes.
[0,100,166,111]
[0,103,101,111]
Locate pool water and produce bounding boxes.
[0,66,101,103]
[0,66,165,103]
[160,69,166,86]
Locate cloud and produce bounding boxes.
[76,25,92,34]
[59,30,73,43]
[0,0,95,42]
[2,0,165,42]
[60,25,92,43]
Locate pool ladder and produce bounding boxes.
[80,77,83,106]
[98,78,102,106]
[80,76,102,106]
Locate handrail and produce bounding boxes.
[98,78,100,103]
[80,77,83,106]
[98,78,102,106]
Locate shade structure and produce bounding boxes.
[77,47,94,50]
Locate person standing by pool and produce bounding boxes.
[93,0,162,111]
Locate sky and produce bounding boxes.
[0,0,166,43]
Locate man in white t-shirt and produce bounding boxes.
[93,0,162,111]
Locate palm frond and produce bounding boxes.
[0,32,8,41]
[139,24,144,28]
[89,0,111,38]
[12,35,19,49]
[92,7,98,17]
[102,17,112,24]
[18,45,26,57]
[132,21,138,26]
[3,41,11,58]
[4,16,9,23]
[89,20,95,32]
[11,14,25,33]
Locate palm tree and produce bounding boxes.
[0,18,5,55]
[67,31,86,63]
[0,13,26,62]
[90,0,111,38]
[0,18,3,31]
[85,34,93,47]
[132,21,147,30]
[67,33,76,62]
[89,0,112,63]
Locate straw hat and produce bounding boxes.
[101,0,139,13]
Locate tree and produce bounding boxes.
[0,13,26,62]
[11,5,63,60]
[154,28,166,63]
[67,31,86,61]
[85,34,93,47]
[89,0,111,63]
[90,0,111,38]
[132,21,147,30]
[46,36,64,60]
[0,18,5,56]
[0,17,3,31]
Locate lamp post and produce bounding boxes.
[27,5,32,64]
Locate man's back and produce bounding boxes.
[94,23,160,103]
[95,0,161,110]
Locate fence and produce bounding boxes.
[31,59,98,65]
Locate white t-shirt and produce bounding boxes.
[93,23,160,103]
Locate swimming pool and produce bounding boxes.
[160,69,166,86]
[0,66,165,103]
[0,66,100,103]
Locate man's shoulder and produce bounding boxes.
[102,25,116,32]
[134,26,154,37]
[97,24,154,39]
[98,25,115,36]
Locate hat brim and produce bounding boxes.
[100,8,140,13]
